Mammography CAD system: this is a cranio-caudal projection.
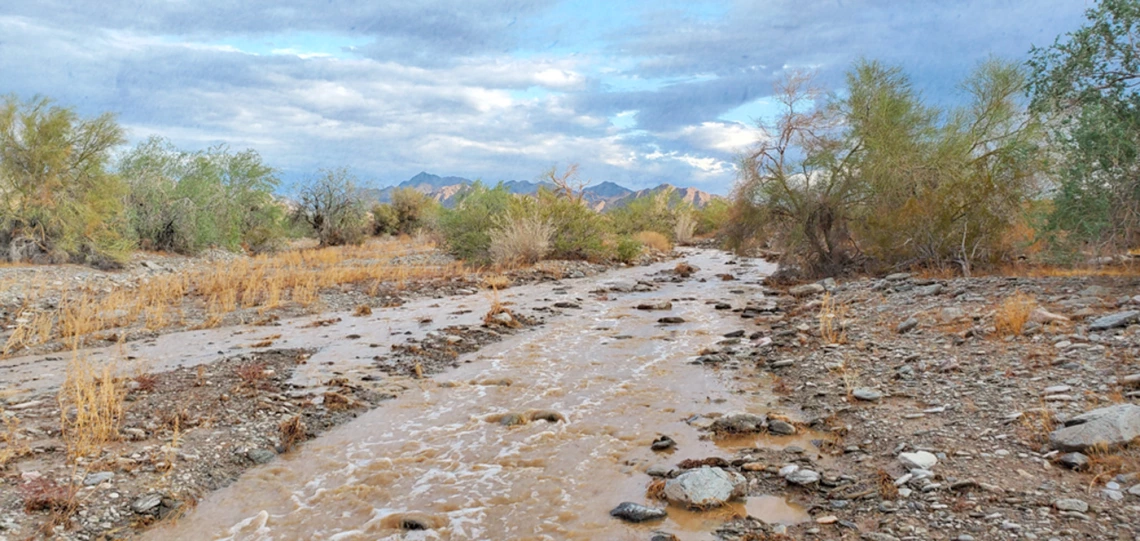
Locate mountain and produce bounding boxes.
[361,173,719,210]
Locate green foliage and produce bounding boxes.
[529,188,612,261]
[119,136,285,254]
[1029,0,1140,248]
[295,167,369,246]
[614,236,643,263]
[0,95,130,266]
[730,60,1041,275]
[609,188,682,239]
[694,198,731,236]
[370,203,399,236]
[437,182,513,262]
[389,187,437,234]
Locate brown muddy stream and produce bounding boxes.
[145,250,809,540]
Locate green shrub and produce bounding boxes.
[389,187,437,234]
[371,203,399,236]
[295,168,370,246]
[119,136,285,254]
[609,188,682,240]
[0,95,131,266]
[437,182,512,262]
[531,188,612,261]
[614,236,643,263]
[489,213,553,265]
[695,198,730,236]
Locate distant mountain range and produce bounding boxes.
[361,172,720,211]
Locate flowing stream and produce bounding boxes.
[140,249,808,540]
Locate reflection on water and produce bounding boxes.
[146,250,791,541]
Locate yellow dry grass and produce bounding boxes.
[818,292,848,344]
[1,237,475,356]
[58,353,125,460]
[634,231,672,252]
[994,291,1036,337]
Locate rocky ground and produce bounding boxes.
[652,269,1140,541]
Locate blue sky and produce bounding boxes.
[0,0,1090,194]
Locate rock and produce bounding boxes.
[1043,385,1072,394]
[915,284,943,296]
[1058,452,1089,470]
[651,435,677,451]
[663,466,746,508]
[658,317,685,324]
[247,448,277,464]
[83,472,114,486]
[852,388,883,401]
[491,312,514,325]
[637,302,673,311]
[723,330,745,338]
[1048,404,1140,452]
[132,493,163,514]
[938,307,964,323]
[1122,373,1140,387]
[861,533,901,541]
[1030,307,1070,324]
[768,420,797,435]
[609,502,667,523]
[789,283,825,297]
[710,413,767,433]
[884,273,911,281]
[1088,310,1140,331]
[650,533,680,541]
[1128,484,1140,497]
[785,469,820,485]
[647,465,673,478]
[1053,498,1088,512]
[896,318,918,334]
[899,451,938,470]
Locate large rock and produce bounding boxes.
[710,413,767,433]
[609,502,667,523]
[1088,311,1140,331]
[1048,404,1140,452]
[898,451,938,470]
[663,466,746,508]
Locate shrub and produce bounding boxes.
[295,168,370,246]
[695,198,731,236]
[371,203,399,236]
[0,95,131,266]
[609,188,681,239]
[531,188,612,261]
[615,236,643,263]
[389,187,437,234]
[438,182,512,262]
[119,136,285,254]
[489,214,554,265]
[674,211,697,245]
[634,231,672,252]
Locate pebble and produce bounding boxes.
[83,472,115,486]
[1053,498,1088,513]
[852,388,883,401]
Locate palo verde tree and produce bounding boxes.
[1029,0,1140,250]
[0,95,131,266]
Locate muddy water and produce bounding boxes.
[146,250,808,540]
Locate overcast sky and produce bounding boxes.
[0,1,1089,193]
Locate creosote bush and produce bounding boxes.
[489,214,554,266]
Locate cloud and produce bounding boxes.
[0,1,1090,194]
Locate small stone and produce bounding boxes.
[1059,452,1089,470]
[657,317,685,324]
[898,451,938,470]
[83,472,114,486]
[1088,310,1140,331]
[1043,385,1072,394]
[650,533,680,541]
[247,448,277,464]
[609,502,666,523]
[1127,484,1140,496]
[131,493,163,514]
[896,318,919,334]
[816,515,838,524]
[789,283,825,297]
[651,435,677,451]
[647,465,672,478]
[1053,498,1088,512]
[915,284,943,296]
[852,388,883,401]
[785,469,821,485]
[768,420,797,435]
[884,273,911,281]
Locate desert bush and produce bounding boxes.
[674,210,697,245]
[295,168,370,246]
[694,198,730,236]
[389,187,437,234]
[489,213,554,265]
[58,355,125,460]
[531,188,612,261]
[994,291,1037,336]
[119,136,285,254]
[437,182,512,262]
[0,95,131,266]
[729,60,1041,276]
[634,230,672,252]
[610,188,681,240]
[371,203,399,236]
[614,236,643,263]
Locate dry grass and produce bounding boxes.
[634,231,673,252]
[279,415,306,451]
[482,274,511,290]
[994,291,1036,337]
[818,292,848,344]
[876,468,899,500]
[352,304,372,317]
[235,362,269,389]
[1,237,477,357]
[483,290,520,328]
[58,354,125,460]
[0,409,28,469]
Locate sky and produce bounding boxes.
[0,0,1091,194]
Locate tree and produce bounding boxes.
[1028,0,1140,249]
[542,164,588,202]
[295,168,369,246]
[0,95,130,266]
[119,136,285,254]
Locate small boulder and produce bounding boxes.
[789,283,825,297]
[896,318,919,334]
[1053,498,1089,513]
[663,466,746,508]
[768,420,797,435]
[785,469,820,485]
[1088,310,1140,331]
[1058,452,1089,470]
[710,413,767,434]
[899,451,938,470]
[1048,404,1140,452]
[852,388,883,402]
[132,493,163,514]
[609,502,667,523]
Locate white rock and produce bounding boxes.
[899,451,938,470]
